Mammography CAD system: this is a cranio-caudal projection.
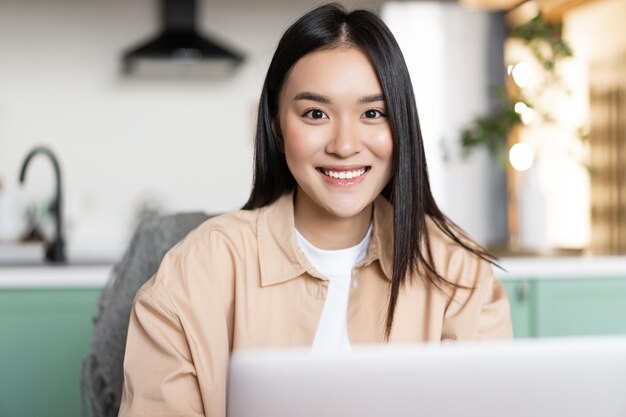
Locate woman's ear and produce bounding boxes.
[271,120,285,153]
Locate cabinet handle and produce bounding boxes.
[516,281,529,302]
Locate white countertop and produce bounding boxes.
[495,256,626,280]
[0,256,625,288]
[0,264,113,288]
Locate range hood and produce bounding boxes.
[122,0,244,75]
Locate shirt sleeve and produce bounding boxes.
[472,270,514,339]
[118,232,235,417]
[442,256,513,341]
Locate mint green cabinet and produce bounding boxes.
[502,277,626,338]
[533,278,626,337]
[0,289,101,417]
[2,275,625,416]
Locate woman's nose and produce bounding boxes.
[325,120,362,157]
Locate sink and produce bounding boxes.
[0,242,115,287]
[0,242,118,267]
[0,242,45,264]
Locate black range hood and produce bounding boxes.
[122,0,244,75]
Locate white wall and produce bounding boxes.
[0,0,504,260]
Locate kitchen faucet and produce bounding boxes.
[19,146,67,263]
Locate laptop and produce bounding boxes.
[227,336,626,417]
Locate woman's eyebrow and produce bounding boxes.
[292,92,385,105]
[293,92,330,104]
[358,93,385,104]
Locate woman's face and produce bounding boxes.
[277,47,393,222]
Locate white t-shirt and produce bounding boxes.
[295,225,372,353]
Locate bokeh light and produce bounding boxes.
[509,143,534,171]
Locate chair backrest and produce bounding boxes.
[81,212,212,417]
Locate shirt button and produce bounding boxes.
[352,280,358,290]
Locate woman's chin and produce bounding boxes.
[320,200,371,221]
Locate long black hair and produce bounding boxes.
[243,3,496,340]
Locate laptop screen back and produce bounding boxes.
[227,337,626,417]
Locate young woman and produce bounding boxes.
[119,3,512,417]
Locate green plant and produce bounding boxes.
[510,15,572,73]
[459,13,573,166]
[460,95,521,166]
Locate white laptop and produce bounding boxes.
[227,336,626,417]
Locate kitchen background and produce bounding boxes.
[2,0,624,261]
[0,0,510,261]
[2,0,349,260]
[1,0,626,416]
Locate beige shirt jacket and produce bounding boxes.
[119,192,513,417]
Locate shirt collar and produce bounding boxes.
[257,192,394,287]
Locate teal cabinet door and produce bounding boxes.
[0,289,101,417]
[501,280,532,338]
[533,278,626,337]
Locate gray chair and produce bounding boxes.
[81,212,211,417]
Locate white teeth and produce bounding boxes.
[321,168,367,179]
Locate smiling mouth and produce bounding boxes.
[317,167,370,179]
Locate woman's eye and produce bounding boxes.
[303,109,328,120]
[362,109,386,119]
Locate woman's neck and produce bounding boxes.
[293,189,373,250]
